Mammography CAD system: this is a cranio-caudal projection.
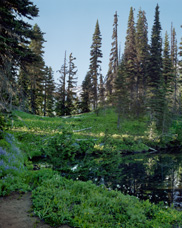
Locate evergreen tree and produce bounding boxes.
[43,66,55,116]
[135,9,149,115]
[114,56,129,129]
[89,20,103,110]
[162,32,173,133]
[80,72,92,113]
[106,11,118,102]
[56,51,68,116]
[0,0,38,110]
[28,24,46,114]
[171,24,178,114]
[149,4,163,89]
[148,4,163,131]
[171,25,178,67]
[163,32,173,92]
[66,53,78,115]
[124,7,137,114]
[178,27,182,115]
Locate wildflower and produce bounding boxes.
[0,147,6,157]
[0,160,4,167]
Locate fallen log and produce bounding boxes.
[73,127,92,132]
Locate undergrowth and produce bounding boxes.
[32,173,182,228]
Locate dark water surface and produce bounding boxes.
[33,147,182,208]
[118,150,182,208]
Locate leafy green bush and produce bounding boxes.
[32,174,182,228]
[43,130,95,164]
[0,173,30,196]
[15,132,44,159]
[0,139,10,151]
[28,168,56,189]
[43,131,82,170]
[42,131,125,187]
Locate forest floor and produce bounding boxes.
[0,192,71,228]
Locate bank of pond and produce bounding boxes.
[22,147,182,227]
[1,141,182,227]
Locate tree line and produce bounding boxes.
[1,1,182,133]
[82,5,182,134]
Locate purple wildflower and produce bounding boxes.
[4,165,18,171]
[0,147,6,157]
[0,160,4,167]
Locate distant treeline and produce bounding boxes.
[1,1,182,133]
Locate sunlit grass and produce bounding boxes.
[9,109,153,158]
[13,107,179,158]
[12,109,147,137]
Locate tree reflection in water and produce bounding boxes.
[116,152,182,208]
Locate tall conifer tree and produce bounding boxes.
[106,11,118,102]
[66,53,78,115]
[163,32,173,92]
[149,4,162,88]
[148,4,164,131]
[171,25,178,114]
[115,56,129,129]
[43,66,55,116]
[135,9,149,115]
[124,7,137,114]
[56,51,68,116]
[28,24,46,114]
[0,0,38,110]
[178,27,182,115]
[89,20,103,110]
[80,72,92,113]
[162,32,173,133]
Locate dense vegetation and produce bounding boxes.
[32,174,182,228]
[0,110,182,227]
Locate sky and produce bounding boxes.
[29,0,182,85]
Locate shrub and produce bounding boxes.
[32,174,182,228]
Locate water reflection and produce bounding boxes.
[118,152,182,208]
[34,147,182,208]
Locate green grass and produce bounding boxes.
[10,109,151,158]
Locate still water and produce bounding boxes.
[117,151,182,208]
[33,148,182,208]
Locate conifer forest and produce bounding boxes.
[1,1,182,227]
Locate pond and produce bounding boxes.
[32,147,182,208]
[117,151,182,208]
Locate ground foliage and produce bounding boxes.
[1,109,182,227]
[32,173,182,228]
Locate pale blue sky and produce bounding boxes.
[30,0,182,85]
